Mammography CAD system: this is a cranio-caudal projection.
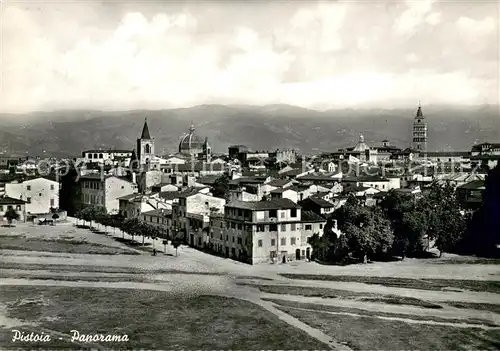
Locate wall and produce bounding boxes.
[104,177,138,214]
[5,177,60,214]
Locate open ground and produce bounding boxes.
[1,219,499,350]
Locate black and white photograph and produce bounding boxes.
[0,0,499,349]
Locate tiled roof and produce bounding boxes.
[142,208,172,216]
[229,177,267,185]
[457,180,485,190]
[344,186,371,193]
[303,196,335,208]
[226,198,300,211]
[301,210,327,223]
[0,196,26,204]
[197,175,221,185]
[117,193,141,201]
[343,175,389,182]
[267,178,292,187]
[158,191,183,200]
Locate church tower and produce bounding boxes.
[136,118,155,168]
[412,102,428,152]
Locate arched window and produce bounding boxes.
[93,153,98,159]
[145,144,150,154]
[99,154,103,159]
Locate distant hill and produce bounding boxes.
[0,104,499,157]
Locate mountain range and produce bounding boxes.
[0,104,499,158]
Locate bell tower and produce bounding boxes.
[136,118,155,168]
[412,102,428,152]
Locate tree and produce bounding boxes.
[339,207,394,263]
[212,174,230,199]
[4,207,20,226]
[380,190,422,258]
[421,183,466,256]
[121,218,141,242]
[52,213,60,225]
[172,232,183,256]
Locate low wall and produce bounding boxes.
[30,211,68,222]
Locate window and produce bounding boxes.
[256,224,265,232]
[269,209,277,218]
[50,199,54,207]
[280,211,285,218]
[271,239,276,246]
[50,185,54,190]
[291,223,296,231]
[280,237,286,246]
[231,222,236,229]
[238,209,243,216]
[27,185,31,191]
[320,224,323,229]
[232,236,235,243]
[290,208,297,217]
[291,237,296,245]
[39,193,42,197]
[305,224,312,230]
[237,223,242,230]
[269,224,277,231]
[27,197,31,204]
[281,224,286,231]
[0,205,3,211]
[237,237,242,244]
[258,239,263,247]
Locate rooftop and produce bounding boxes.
[302,196,335,208]
[457,180,486,190]
[226,198,300,211]
[267,178,292,187]
[301,210,326,223]
[0,196,26,205]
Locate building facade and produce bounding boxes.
[5,177,60,214]
[210,199,326,264]
[80,174,138,214]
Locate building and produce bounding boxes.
[342,175,399,192]
[0,196,26,223]
[5,177,60,214]
[470,142,500,170]
[214,199,326,264]
[81,150,132,164]
[412,103,428,152]
[136,118,157,170]
[171,189,226,245]
[299,196,335,216]
[456,180,485,211]
[79,174,138,214]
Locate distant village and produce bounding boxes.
[0,104,499,264]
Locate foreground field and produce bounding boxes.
[0,286,329,350]
[1,220,499,350]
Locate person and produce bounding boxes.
[153,248,156,256]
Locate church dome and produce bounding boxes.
[352,133,370,152]
[178,122,204,155]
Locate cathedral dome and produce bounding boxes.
[352,133,370,152]
[179,122,204,156]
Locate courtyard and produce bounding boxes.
[1,219,499,350]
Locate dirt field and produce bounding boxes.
[1,219,499,350]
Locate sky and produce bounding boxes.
[0,0,499,113]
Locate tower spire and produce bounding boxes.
[140,117,151,139]
[189,121,195,134]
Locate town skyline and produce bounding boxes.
[1,0,498,113]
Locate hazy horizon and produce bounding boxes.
[2,0,498,114]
